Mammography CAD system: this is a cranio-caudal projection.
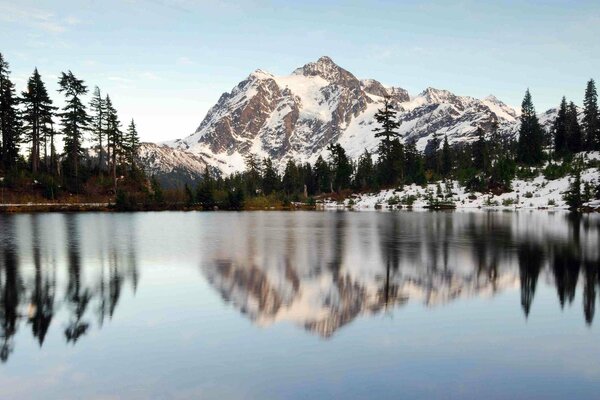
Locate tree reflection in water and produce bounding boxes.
[0,211,598,363]
[203,211,600,337]
[0,214,139,362]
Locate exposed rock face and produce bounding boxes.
[166,56,552,174]
[137,142,209,188]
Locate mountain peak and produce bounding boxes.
[292,56,359,87]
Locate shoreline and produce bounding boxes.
[0,201,598,213]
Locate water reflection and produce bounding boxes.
[0,210,598,364]
[0,214,138,362]
[203,211,600,337]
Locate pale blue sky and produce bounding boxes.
[1,0,598,142]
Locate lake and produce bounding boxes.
[0,210,599,399]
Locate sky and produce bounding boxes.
[1,0,599,143]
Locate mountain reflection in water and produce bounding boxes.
[0,211,598,363]
[201,211,600,337]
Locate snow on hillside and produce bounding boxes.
[323,165,599,211]
[167,56,525,175]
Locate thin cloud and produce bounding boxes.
[0,3,67,33]
[140,71,159,80]
[177,56,194,66]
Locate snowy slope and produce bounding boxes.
[168,56,528,174]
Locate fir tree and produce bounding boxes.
[354,149,375,191]
[314,155,331,193]
[57,71,90,185]
[583,79,599,150]
[566,101,582,153]
[473,127,489,173]
[327,143,352,192]
[0,53,22,169]
[403,139,426,185]
[373,97,403,185]
[89,86,106,171]
[517,89,544,165]
[21,68,56,174]
[104,95,122,187]
[243,153,262,195]
[261,157,279,195]
[564,160,583,210]
[373,96,401,146]
[553,96,568,157]
[282,159,301,195]
[196,168,215,209]
[124,119,140,170]
[424,133,441,175]
[441,135,452,178]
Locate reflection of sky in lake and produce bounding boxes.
[0,211,599,399]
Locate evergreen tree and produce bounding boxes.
[566,101,582,153]
[196,168,215,209]
[244,153,261,195]
[354,149,375,191]
[104,95,122,186]
[327,143,352,192]
[261,157,279,195]
[314,155,331,193]
[553,96,569,157]
[282,160,301,196]
[373,96,401,146]
[89,86,106,171]
[404,139,426,185]
[57,71,90,185]
[373,97,403,185]
[124,119,140,170]
[21,68,55,173]
[441,135,452,178]
[424,133,441,175]
[517,89,544,165]
[473,127,489,173]
[564,161,583,210]
[582,79,599,150]
[0,53,22,169]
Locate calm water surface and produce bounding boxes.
[0,211,599,399]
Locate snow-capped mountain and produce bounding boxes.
[168,56,524,174]
[138,142,209,188]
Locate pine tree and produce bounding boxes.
[261,157,280,195]
[354,149,374,191]
[403,139,426,185]
[517,89,544,165]
[553,96,568,157]
[473,127,489,173]
[57,71,90,186]
[89,86,106,171]
[196,167,215,209]
[424,133,441,175]
[282,159,301,195]
[314,155,331,193]
[0,53,22,170]
[124,119,140,170]
[327,143,352,192]
[104,95,122,187]
[243,153,261,195]
[566,101,582,153]
[373,97,403,186]
[564,160,583,210]
[441,135,452,178]
[583,79,599,150]
[21,68,56,174]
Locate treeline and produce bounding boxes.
[185,81,600,210]
[0,52,143,200]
